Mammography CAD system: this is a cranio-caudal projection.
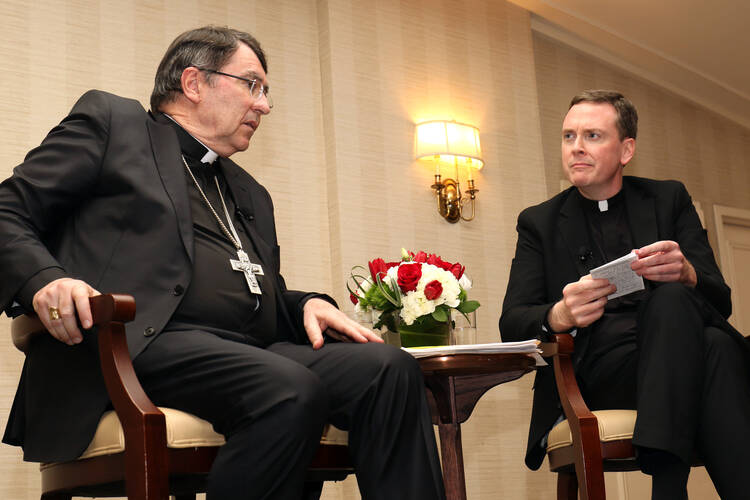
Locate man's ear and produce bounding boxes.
[180,67,202,104]
[620,137,635,166]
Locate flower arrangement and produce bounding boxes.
[348,249,480,336]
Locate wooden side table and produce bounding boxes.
[419,353,536,500]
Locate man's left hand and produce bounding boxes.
[302,298,384,350]
[631,240,697,287]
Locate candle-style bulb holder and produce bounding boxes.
[431,174,477,223]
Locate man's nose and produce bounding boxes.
[572,135,585,153]
[253,95,271,115]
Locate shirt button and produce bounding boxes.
[173,284,185,296]
[144,327,156,337]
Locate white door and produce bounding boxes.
[714,205,750,335]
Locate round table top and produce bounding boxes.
[417,351,536,376]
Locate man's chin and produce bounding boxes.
[232,138,252,153]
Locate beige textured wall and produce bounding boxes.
[533,31,750,254]
[0,0,552,498]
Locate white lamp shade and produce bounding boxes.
[415,121,483,169]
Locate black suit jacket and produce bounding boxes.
[0,90,320,461]
[499,176,739,470]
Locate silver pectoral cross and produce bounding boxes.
[230,250,264,295]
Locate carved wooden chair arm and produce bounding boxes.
[11,294,168,496]
[540,334,604,480]
[540,334,596,423]
[90,294,169,496]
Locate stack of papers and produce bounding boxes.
[403,339,541,358]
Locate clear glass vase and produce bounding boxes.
[379,310,451,348]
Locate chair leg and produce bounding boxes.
[302,481,324,500]
[557,470,578,500]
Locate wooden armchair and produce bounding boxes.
[11,294,353,500]
[540,333,636,500]
[540,334,750,500]
[539,333,684,500]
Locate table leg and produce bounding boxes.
[438,422,467,500]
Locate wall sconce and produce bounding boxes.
[415,121,483,223]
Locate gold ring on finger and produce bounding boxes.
[49,306,61,321]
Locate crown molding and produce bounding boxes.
[508,0,750,130]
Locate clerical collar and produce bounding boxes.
[576,189,625,213]
[162,113,219,164]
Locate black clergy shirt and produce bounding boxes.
[574,189,647,380]
[161,115,278,346]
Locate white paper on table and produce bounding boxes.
[402,340,541,358]
[589,250,645,299]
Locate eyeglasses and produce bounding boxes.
[195,68,273,109]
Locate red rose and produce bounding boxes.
[412,251,428,263]
[397,263,422,293]
[368,258,389,281]
[426,253,451,271]
[449,263,465,279]
[349,292,359,305]
[424,280,443,300]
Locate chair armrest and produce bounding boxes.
[540,334,596,424]
[91,294,162,420]
[10,315,45,353]
[10,293,137,353]
[541,334,603,476]
[91,294,169,497]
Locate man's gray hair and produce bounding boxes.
[150,25,267,112]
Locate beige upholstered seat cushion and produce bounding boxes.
[546,409,637,452]
[320,423,349,445]
[41,407,348,468]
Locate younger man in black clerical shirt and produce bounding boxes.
[501,90,750,499]
[0,26,446,499]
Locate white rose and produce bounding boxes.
[400,290,435,325]
[416,264,461,308]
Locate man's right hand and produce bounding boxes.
[32,278,101,345]
[546,275,615,332]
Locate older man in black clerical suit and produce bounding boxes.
[501,90,750,499]
[0,26,445,500]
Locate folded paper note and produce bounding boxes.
[590,251,645,300]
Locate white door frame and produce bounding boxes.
[713,204,750,330]
[713,205,750,274]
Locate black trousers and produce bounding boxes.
[132,331,445,500]
[578,283,750,499]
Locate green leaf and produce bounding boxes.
[457,300,480,313]
[431,306,449,322]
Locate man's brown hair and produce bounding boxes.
[569,90,638,140]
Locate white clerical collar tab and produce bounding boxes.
[598,200,609,212]
[201,150,219,164]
